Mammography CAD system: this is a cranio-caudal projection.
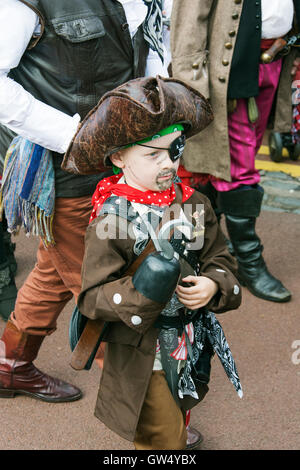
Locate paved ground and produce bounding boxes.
[258,130,300,214]
[0,163,300,451]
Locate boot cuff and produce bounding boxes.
[218,188,264,218]
[1,320,44,362]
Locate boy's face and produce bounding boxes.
[111,131,182,192]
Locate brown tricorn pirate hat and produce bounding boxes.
[61,75,213,175]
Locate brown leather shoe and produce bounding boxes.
[186,425,204,450]
[0,320,82,402]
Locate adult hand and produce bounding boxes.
[176,275,218,310]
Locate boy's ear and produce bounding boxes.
[110,151,125,169]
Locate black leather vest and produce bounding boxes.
[0,0,149,197]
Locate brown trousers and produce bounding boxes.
[134,370,187,450]
[11,196,92,335]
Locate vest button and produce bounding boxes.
[121,22,129,31]
[222,59,229,66]
[225,42,233,50]
[218,76,226,83]
[234,0,242,3]
[229,30,236,37]
[192,62,199,69]
[232,13,239,19]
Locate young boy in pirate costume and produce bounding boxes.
[64,76,243,450]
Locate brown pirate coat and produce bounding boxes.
[78,189,242,441]
[170,0,297,181]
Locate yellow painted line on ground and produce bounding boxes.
[255,159,300,177]
[259,144,289,157]
[257,144,300,176]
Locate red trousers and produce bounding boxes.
[210,59,283,191]
[11,196,92,335]
[178,60,283,190]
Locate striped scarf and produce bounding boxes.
[0,136,55,246]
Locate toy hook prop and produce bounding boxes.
[142,218,194,260]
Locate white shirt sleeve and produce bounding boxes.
[0,0,80,153]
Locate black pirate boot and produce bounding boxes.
[186,426,204,450]
[218,185,291,302]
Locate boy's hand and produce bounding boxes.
[291,57,300,76]
[176,275,218,310]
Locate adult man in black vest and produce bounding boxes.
[0,0,167,403]
[171,0,300,303]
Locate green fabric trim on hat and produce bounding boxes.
[122,123,185,150]
[137,123,185,145]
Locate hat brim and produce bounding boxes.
[62,75,213,175]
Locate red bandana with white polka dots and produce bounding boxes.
[89,173,195,223]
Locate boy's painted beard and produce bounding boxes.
[155,168,177,190]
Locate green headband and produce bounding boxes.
[136,123,185,145]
